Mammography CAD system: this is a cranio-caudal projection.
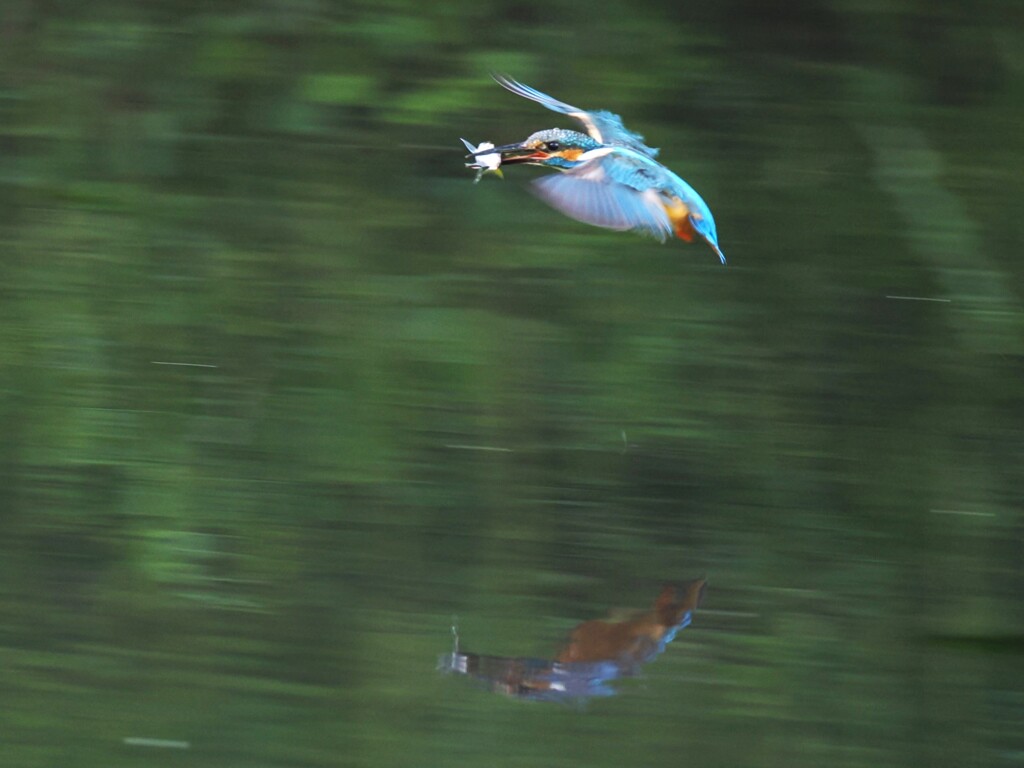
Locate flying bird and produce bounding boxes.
[466,75,726,263]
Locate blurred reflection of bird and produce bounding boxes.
[468,75,726,263]
[439,578,707,702]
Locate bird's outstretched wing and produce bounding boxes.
[530,147,674,241]
[493,75,659,159]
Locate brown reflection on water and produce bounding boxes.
[440,578,706,702]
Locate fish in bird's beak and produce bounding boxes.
[477,141,549,164]
[460,137,553,183]
[460,138,504,182]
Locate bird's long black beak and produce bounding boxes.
[468,142,547,164]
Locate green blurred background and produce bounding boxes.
[1,1,1022,766]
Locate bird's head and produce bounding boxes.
[471,128,600,170]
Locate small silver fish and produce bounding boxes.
[460,138,504,183]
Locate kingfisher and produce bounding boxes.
[466,75,726,264]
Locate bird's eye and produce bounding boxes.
[545,141,560,151]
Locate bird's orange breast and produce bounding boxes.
[554,579,706,663]
[555,617,659,663]
[664,196,695,242]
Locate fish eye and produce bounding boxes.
[545,141,560,151]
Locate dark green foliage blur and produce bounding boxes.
[1,1,1022,766]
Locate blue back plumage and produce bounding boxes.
[588,109,659,158]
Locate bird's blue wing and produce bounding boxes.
[493,75,586,121]
[530,150,673,241]
[493,75,658,158]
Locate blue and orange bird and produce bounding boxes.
[467,75,726,264]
